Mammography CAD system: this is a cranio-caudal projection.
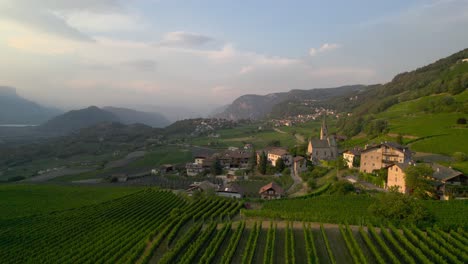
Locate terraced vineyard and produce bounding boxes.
[1,189,467,264]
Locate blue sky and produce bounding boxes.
[0,0,467,113]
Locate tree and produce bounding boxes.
[449,77,464,95]
[267,140,281,147]
[456,117,467,125]
[396,133,403,144]
[258,151,268,175]
[276,158,285,173]
[249,149,257,173]
[453,152,467,162]
[211,158,223,176]
[369,189,434,227]
[352,156,361,168]
[404,164,434,199]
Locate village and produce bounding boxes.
[179,120,467,201]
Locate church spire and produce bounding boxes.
[320,118,328,140]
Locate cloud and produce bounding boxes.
[122,60,157,72]
[309,43,340,56]
[64,12,145,33]
[239,65,254,74]
[158,31,214,47]
[238,54,299,74]
[0,1,92,41]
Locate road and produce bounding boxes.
[287,166,309,196]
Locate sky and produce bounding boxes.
[1,0,468,113]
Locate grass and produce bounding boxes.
[340,91,468,156]
[375,91,468,155]
[0,184,142,220]
[50,146,194,183]
[190,124,300,149]
[128,146,193,168]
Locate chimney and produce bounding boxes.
[437,168,440,172]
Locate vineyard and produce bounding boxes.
[243,195,468,229]
[1,188,467,263]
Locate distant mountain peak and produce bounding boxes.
[0,86,62,125]
[0,86,17,97]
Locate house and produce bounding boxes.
[216,150,252,169]
[112,173,128,182]
[267,148,292,167]
[359,142,411,173]
[259,182,285,199]
[159,164,174,174]
[307,120,338,163]
[186,181,219,196]
[185,163,205,176]
[387,163,411,193]
[194,156,206,165]
[343,148,362,168]
[257,147,292,167]
[293,156,308,176]
[430,164,467,199]
[216,183,245,199]
[387,163,467,199]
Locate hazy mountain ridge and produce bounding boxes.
[103,107,170,128]
[39,106,120,133]
[0,86,62,125]
[215,85,368,120]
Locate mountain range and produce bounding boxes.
[39,106,170,134]
[214,85,369,120]
[0,86,62,125]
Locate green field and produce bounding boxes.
[0,184,142,219]
[376,91,468,155]
[190,124,300,149]
[1,185,466,264]
[48,145,194,183]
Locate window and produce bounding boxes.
[396,168,398,172]
[395,177,397,182]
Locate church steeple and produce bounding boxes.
[320,119,328,140]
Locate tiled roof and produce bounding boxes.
[259,182,284,194]
[310,139,330,148]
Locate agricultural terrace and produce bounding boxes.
[1,185,467,264]
[244,195,468,230]
[0,184,142,219]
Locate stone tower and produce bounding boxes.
[320,119,328,140]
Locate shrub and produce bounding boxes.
[456,117,467,125]
[453,152,467,162]
[368,190,434,227]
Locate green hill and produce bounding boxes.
[336,48,468,137]
[377,91,468,155]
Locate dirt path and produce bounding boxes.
[295,133,305,143]
[273,128,287,134]
[287,166,308,196]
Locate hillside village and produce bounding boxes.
[174,119,468,200]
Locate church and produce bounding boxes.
[307,120,338,163]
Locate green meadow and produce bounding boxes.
[376,91,468,155]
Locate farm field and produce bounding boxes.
[1,187,467,264]
[0,184,143,219]
[244,195,468,229]
[189,124,299,149]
